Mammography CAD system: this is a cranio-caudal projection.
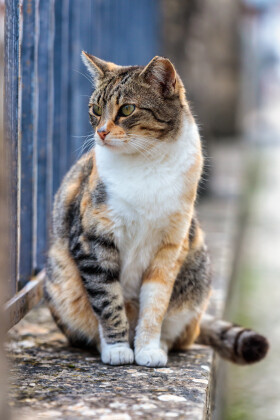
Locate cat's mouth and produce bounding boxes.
[95,133,128,149]
[104,137,123,147]
[95,133,149,156]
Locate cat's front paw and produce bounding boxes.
[135,348,167,367]
[101,343,134,365]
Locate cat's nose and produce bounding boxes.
[97,128,110,141]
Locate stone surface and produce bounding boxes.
[6,145,244,419]
[8,310,214,419]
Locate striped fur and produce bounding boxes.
[197,315,269,364]
[45,54,268,367]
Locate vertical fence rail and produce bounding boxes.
[36,0,49,270]
[53,0,70,194]
[4,0,20,298]
[0,3,9,413]
[19,0,39,289]
[4,0,160,327]
[46,0,55,248]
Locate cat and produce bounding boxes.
[44,53,269,367]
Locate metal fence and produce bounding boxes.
[4,0,160,326]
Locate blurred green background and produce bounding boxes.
[163,1,280,419]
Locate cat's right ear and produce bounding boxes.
[81,51,109,81]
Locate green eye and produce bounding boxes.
[120,104,135,117]
[91,104,102,116]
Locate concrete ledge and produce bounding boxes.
[7,145,244,420]
[8,306,215,419]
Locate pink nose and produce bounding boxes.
[97,129,110,141]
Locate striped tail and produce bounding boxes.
[196,314,269,364]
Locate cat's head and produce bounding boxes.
[82,52,191,155]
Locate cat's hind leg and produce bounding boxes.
[45,240,100,349]
[161,307,203,352]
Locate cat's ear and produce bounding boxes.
[140,56,176,96]
[82,51,112,80]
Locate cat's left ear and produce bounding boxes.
[140,56,177,97]
[82,51,118,81]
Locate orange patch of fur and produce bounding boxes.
[64,180,82,207]
[106,61,120,71]
[173,314,202,350]
[173,291,211,350]
[46,242,99,344]
[143,213,191,287]
[91,204,114,230]
[88,153,97,189]
[190,224,205,250]
[80,191,92,215]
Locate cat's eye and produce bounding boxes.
[120,104,135,117]
[91,104,102,116]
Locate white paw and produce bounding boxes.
[101,343,134,365]
[135,348,168,367]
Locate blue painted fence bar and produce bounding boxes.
[19,0,39,290]
[4,0,160,297]
[4,0,20,298]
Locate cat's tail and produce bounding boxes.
[196,314,269,364]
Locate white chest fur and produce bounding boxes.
[95,119,200,300]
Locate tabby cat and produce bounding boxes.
[44,53,268,367]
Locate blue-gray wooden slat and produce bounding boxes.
[36,0,54,270]
[102,0,110,61]
[4,0,20,297]
[18,0,39,289]
[32,0,40,273]
[91,0,102,58]
[46,0,55,253]
[52,0,70,196]
[68,0,94,165]
[88,0,159,66]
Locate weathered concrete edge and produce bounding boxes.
[204,352,217,419]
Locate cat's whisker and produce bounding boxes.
[75,136,95,157]
[128,140,156,160]
[128,141,153,162]
[132,140,161,159]
[73,68,94,85]
[131,140,158,162]
[126,135,157,150]
[72,133,93,138]
[129,137,160,151]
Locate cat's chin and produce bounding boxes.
[96,141,142,156]
[95,140,121,152]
